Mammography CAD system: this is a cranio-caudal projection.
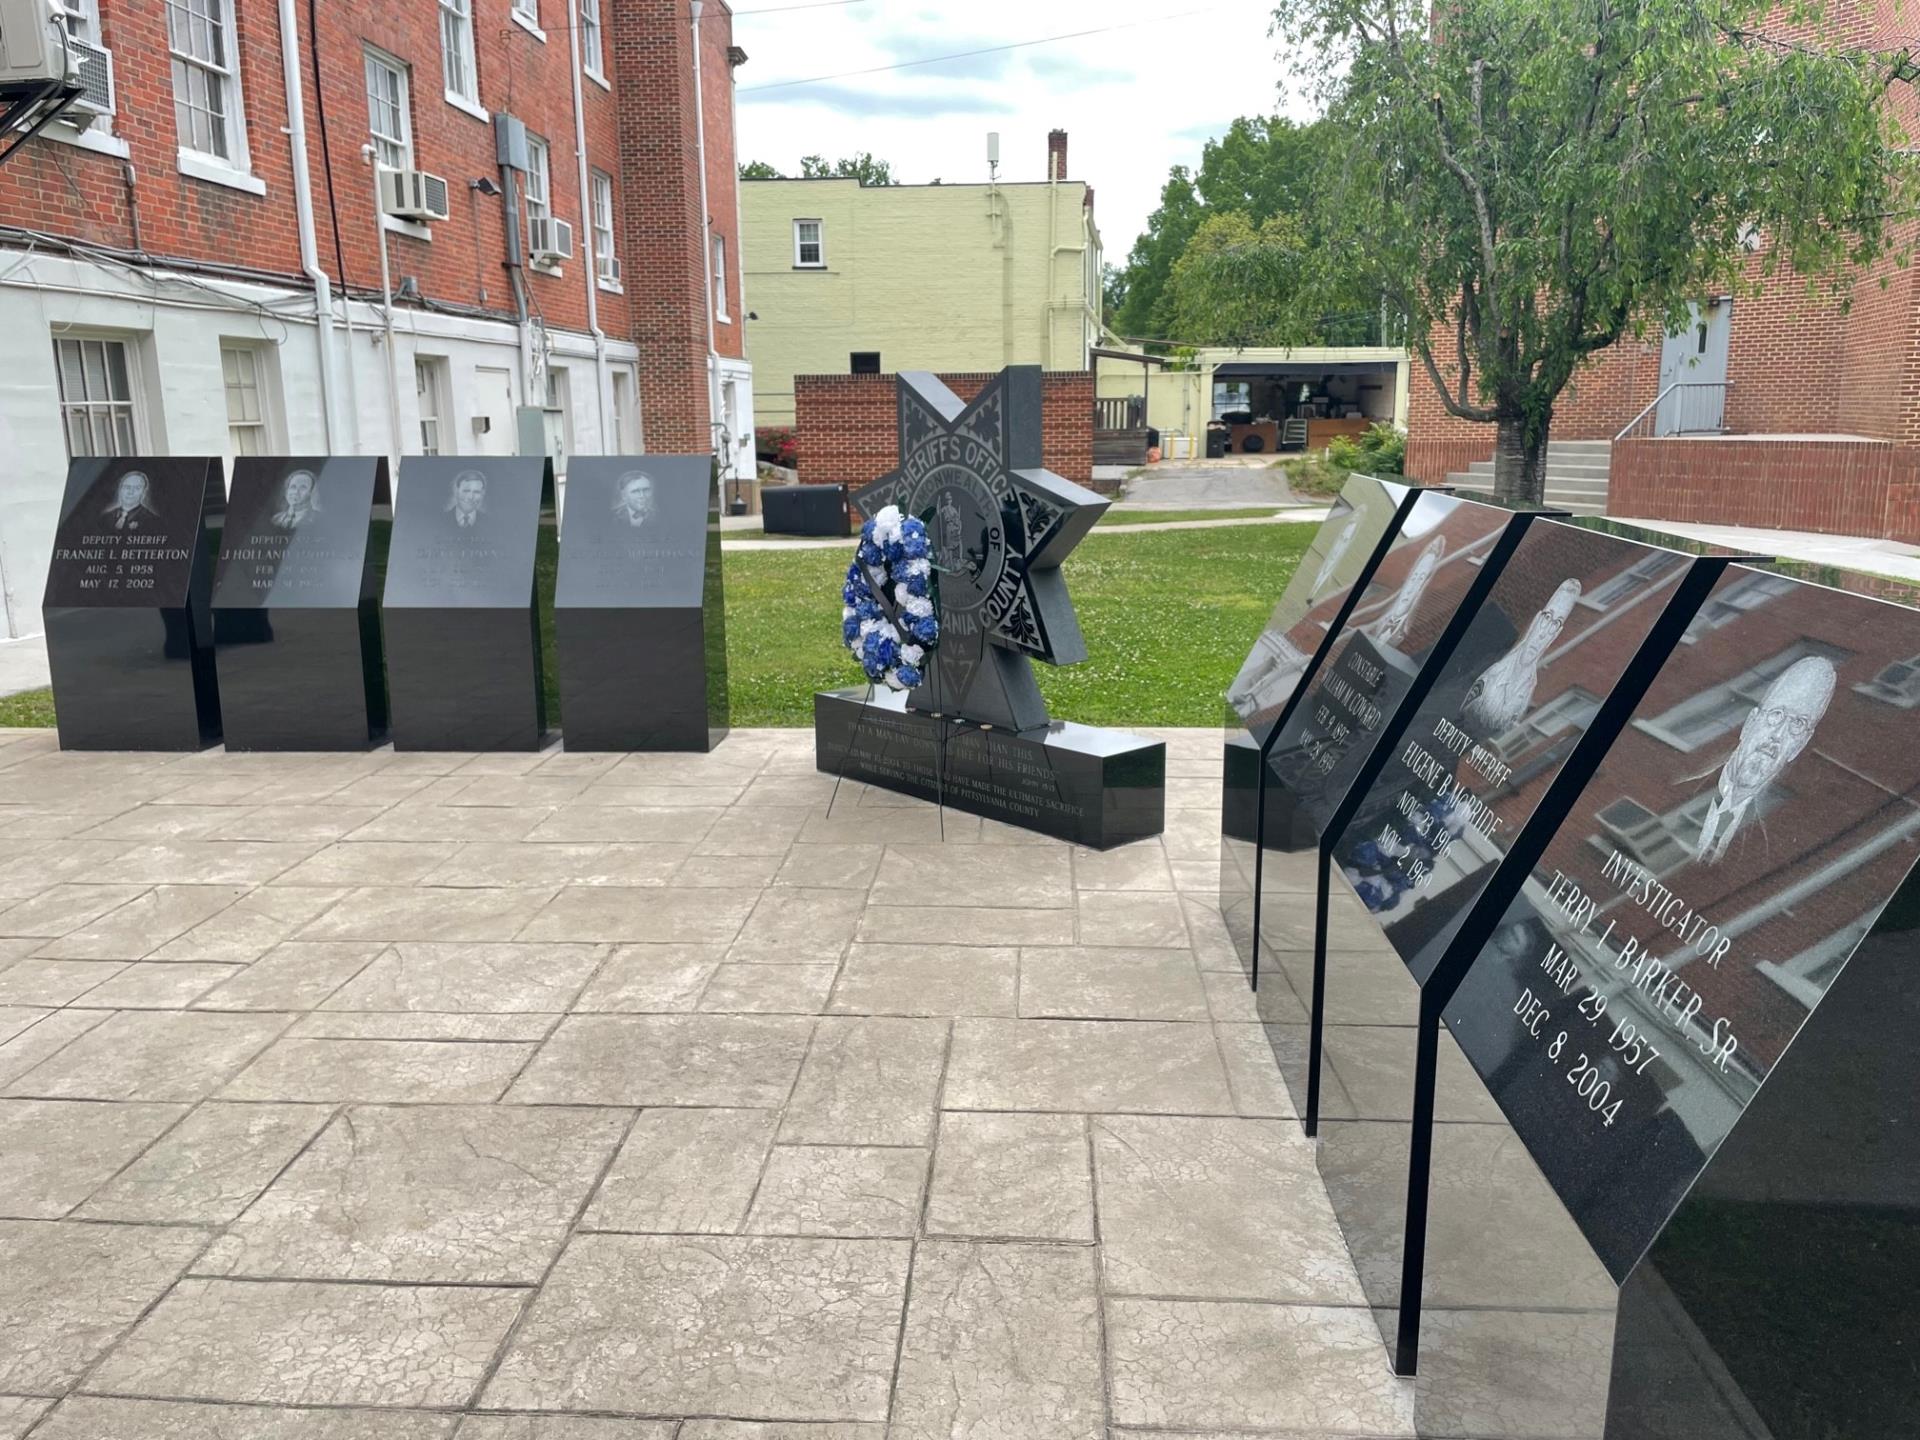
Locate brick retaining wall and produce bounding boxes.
[1609,437,1920,544]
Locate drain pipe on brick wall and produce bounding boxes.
[364,145,404,461]
[276,0,340,450]
[565,10,612,450]
[692,0,725,467]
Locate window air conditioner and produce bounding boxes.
[529,216,573,264]
[66,34,111,113]
[380,168,451,223]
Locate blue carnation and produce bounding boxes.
[896,664,922,687]
[842,615,860,644]
[902,531,929,560]
[1352,841,1383,868]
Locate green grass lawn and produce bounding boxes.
[1,519,1309,732]
[1094,507,1284,526]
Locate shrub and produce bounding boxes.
[756,426,798,468]
[1326,423,1406,477]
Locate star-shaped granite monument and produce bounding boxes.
[854,366,1108,730]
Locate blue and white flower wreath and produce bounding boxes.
[842,504,939,690]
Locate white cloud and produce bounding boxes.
[731,0,1314,260]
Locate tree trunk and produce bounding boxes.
[1492,413,1549,509]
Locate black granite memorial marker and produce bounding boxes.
[555,456,728,751]
[814,365,1165,848]
[382,456,550,751]
[211,457,390,750]
[43,457,223,750]
[1220,475,1419,976]
[1246,492,1526,1026]
[1331,566,1920,1437]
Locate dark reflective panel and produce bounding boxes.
[555,456,728,751]
[212,457,390,750]
[1400,569,1920,1437]
[43,457,224,750]
[382,457,549,751]
[1313,521,1699,1376]
[1220,475,1414,975]
[1258,492,1518,1117]
[815,688,1165,850]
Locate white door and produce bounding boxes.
[474,365,515,456]
[1655,299,1732,435]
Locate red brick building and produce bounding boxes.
[0,0,751,639]
[1404,0,1920,542]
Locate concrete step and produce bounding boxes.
[1550,440,1613,454]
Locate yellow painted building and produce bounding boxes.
[742,154,1101,425]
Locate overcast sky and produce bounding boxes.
[729,0,1310,264]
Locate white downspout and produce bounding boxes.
[691,0,724,466]
[727,42,749,473]
[276,0,339,449]
[364,146,404,461]
[565,5,612,450]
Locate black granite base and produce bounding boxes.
[384,608,546,751]
[557,609,726,752]
[44,607,220,751]
[213,604,388,751]
[814,688,1165,849]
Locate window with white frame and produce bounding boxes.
[712,233,729,319]
[1580,551,1686,610]
[167,0,246,164]
[54,0,100,47]
[438,0,479,106]
[1493,687,1601,763]
[221,343,274,457]
[54,336,142,457]
[793,218,824,267]
[591,169,618,285]
[511,0,539,26]
[416,357,450,456]
[363,49,413,173]
[524,135,552,242]
[1855,655,1920,709]
[580,0,604,76]
[611,369,636,452]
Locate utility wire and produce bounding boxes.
[740,3,1235,93]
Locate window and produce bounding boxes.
[54,336,141,457]
[712,233,728,320]
[438,0,479,107]
[1581,552,1686,610]
[1856,656,1920,709]
[416,357,449,456]
[167,0,246,164]
[524,135,552,237]
[544,365,574,475]
[364,50,413,173]
[1760,910,1877,1009]
[54,0,99,47]
[591,170,618,286]
[1493,687,1601,763]
[611,369,636,452]
[793,218,824,267]
[221,343,273,457]
[1639,641,1850,752]
[1686,572,1795,637]
[1212,380,1253,419]
[579,0,604,76]
[1588,786,1785,878]
[850,352,881,376]
[511,0,539,26]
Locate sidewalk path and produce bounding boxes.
[0,634,48,698]
[1612,517,1920,585]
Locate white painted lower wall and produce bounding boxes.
[0,246,647,641]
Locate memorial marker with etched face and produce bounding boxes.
[213,457,390,750]
[43,457,224,749]
[383,455,549,750]
[556,455,727,750]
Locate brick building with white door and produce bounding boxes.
[0,0,753,640]
[1403,0,1920,537]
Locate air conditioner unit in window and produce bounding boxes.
[0,0,65,88]
[596,252,620,286]
[529,216,573,265]
[379,168,451,223]
[65,34,111,113]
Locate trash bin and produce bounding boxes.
[1205,425,1228,459]
[762,484,851,537]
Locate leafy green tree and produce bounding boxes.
[1161,212,1315,347]
[799,152,898,186]
[1275,0,1916,503]
[1112,167,1204,340]
[738,159,783,180]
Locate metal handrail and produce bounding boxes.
[1616,381,1733,441]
